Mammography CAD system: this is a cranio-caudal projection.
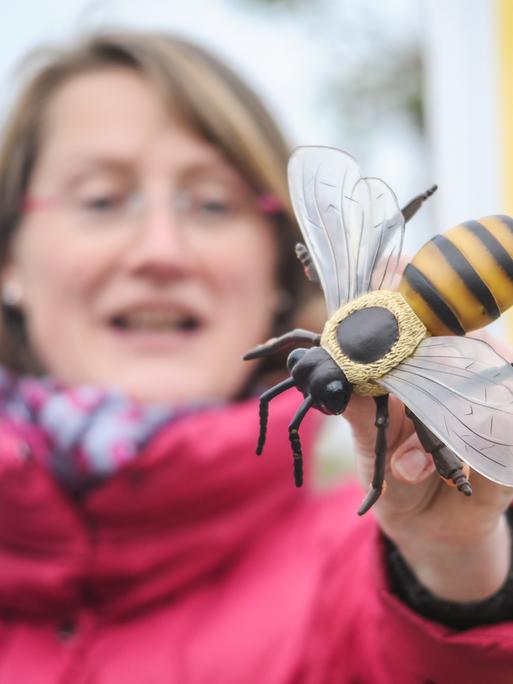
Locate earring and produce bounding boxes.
[2,280,23,308]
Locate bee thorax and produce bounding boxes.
[335,307,398,363]
[320,290,427,396]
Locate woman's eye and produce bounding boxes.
[80,195,124,212]
[198,198,232,214]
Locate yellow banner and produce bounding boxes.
[498,0,513,339]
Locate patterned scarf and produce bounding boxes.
[0,367,195,493]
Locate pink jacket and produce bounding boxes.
[0,390,511,683]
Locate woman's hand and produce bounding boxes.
[344,330,513,603]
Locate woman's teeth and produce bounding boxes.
[113,312,199,331]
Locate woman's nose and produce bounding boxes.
[122,201,197,279]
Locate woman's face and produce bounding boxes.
[6,68,280,403]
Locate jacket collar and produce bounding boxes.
[0,392,317,619]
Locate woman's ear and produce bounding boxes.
[1,265,24,309]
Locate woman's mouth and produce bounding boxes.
[111,310,201,333]
[107,306,206,352]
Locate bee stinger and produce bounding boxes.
[244,145,513,515]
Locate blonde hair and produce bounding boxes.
[0,31,311,376]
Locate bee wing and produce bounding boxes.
[355,176,405,295]
[288,146,360,314]
[378,336,513,486]
[287,146,405,315]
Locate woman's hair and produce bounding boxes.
[0,31,313,379]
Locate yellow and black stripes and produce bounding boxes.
[460,216,513,311]
[431,234,500,319]
[400,265,465,335]
[399,215,513,336]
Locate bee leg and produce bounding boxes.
[243,330,321,361]
[358,394,389,516]
[257,378,296,455]
[288,395,314,487]
[405,408,472,496]
[295,242,320,284]
[401,185,438,224]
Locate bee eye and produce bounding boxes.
[323,379,351,414]
[286,347,307,372]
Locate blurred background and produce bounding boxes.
[0,0,511,481]
[2,0,510,247]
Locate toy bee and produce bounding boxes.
[244,145,513,515]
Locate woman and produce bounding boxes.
[0,31,511,683]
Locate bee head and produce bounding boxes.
[286,346,352,415]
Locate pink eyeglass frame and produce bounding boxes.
[22,193,284,216]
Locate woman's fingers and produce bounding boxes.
[345,395,442,515]
[344,393,412,461]
[390,432,435,483]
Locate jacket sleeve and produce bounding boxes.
[364,521,513,684]
[385,507,513,630]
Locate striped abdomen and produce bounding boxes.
[399,215,513,335]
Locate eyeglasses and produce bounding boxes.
[22,186,283,231]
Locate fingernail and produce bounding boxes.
[394,449,429,482]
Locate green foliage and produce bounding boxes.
[326,44,424,137]
[228,0,425,150]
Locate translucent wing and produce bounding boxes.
[378,336,513,485]
[287,146,405,315]
[355,177,405,295]
[288,146,360,314]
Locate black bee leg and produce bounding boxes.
[243,329,321,361]
[405,408,472,496]
[358,394,389,516]
[401,185,438,224]
[288,395,314,487]
[256,378,296,455]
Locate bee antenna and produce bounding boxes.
[288,394,314,487]
[401,184,438,224]
[424,184,438,198]
[256,377,296,455]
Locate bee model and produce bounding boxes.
[244,146,513,515]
